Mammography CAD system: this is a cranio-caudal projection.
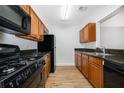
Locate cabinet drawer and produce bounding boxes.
[89,56,103,66]
[82,54,88,59]
[77,52,82,56]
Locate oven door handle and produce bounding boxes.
[105,65,124,74]
[114,68,124,75]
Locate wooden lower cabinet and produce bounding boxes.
[44,53,51,81]
[77,53,82,71]
[89,56,104,88]
[75,52,82,72]
[89,62,103,88]
[81,54,89,78]
[75,52,78,68]
[75,51,104,88]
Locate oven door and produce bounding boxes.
[38,67,45,88]
[104,62,124,88]
[24,66,44,88]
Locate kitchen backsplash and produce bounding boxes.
[0,32,37,50]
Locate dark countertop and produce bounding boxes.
[75,50,124,65]
[33,51,51,60]
[20,50,51,60]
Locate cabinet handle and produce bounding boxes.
[102,61,104,65]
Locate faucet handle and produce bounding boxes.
[100,46,106,54]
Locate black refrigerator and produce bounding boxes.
[38,35,56,73]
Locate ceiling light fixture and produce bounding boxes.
[61,5,72,20]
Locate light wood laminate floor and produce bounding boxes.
[45,66,93,88]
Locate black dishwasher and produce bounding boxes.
[104,61,124,88]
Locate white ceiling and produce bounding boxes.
[31,5,112,28]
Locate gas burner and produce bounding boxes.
[29,58,36,61]
[2,67,16,74]
[9,63,26,69]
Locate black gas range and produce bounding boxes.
[0,44,45,88]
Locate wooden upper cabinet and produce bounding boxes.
[80,29,84,42]
[83,26,89,41]
[30,7,39,37]
[17,6,46,41]
[43,25,49,34]
[80,23,96,43]
[20,5,30,14]
[38,20,44,41]
[29,7,44,41]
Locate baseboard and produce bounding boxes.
[56,62,75,66]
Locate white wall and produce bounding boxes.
[100,27,124,49]
[100,7,124,49]
[50,26,76,66]
[101,7,124,27]
[0,32,37,50]
[49,5,121,66]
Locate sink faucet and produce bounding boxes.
[101,46,106,54]
[96,47,106,54]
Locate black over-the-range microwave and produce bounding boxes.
[0,5,31,35]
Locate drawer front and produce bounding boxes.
[82,54,88,60]
[89,56,103,66]
[77,52,82,56]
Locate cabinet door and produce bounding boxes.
[84,26,89,42]
[89,62,103,88]
[30,8,39,37]
[48,53,51,73]
[44,55,48,81]
[44,25,48,34]
[44,53,51,81]
[82,55,89,78]
[75,53,78,67]
[80,30,84,42]
[38,20,44,41]
[80,23,96,43]
[77,53,82,71]
[46,55,49,77]
[20,5,26,10]
[44,64,47,81]
[20,5,30,14]
[88,23,96,41]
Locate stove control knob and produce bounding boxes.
[28,68,32,74]
[25,69,30,78]
[21,73,25,80]
[9,82,14,88]
[42,61,46,65]
[16,75,22,86]
[27,69,32,76]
